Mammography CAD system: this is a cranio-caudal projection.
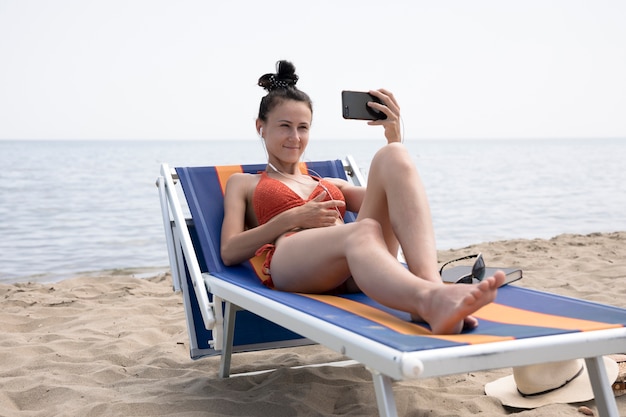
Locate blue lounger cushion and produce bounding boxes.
[176,161,626,357]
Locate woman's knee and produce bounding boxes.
[371,143,414,176]
[345,220,393,260]
[348,219,385,246]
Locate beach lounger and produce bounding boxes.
[157,157,626,417]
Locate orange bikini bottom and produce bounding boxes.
[254,232,298,288]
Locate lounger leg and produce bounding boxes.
[370,369,398,417]
[218,301,237,378]
[585,356,619,417]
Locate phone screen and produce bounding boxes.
[341,91,387,120]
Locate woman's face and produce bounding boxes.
[259,99,312,165]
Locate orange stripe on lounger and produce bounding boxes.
[473,303,623,331]
[215,165,244,194]
[301,294,513,344]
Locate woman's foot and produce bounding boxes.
[412,271,505,334]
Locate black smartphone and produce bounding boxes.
[341,90,387,120]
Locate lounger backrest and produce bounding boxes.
[176,160,355,275]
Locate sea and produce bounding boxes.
[1,138,625,284]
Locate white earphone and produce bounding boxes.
[259,127,263,138]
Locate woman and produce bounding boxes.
[221,60,504,334]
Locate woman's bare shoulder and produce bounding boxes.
[323,177,350,187]
[226,172,260,186]
[225,172,261,197]
[324,177,359,192]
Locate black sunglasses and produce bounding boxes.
[439,253,486,284]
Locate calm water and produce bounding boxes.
[1,138,624,283]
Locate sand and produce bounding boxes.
[1,231,625,417]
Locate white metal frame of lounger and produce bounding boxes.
[207,272,625,417]
[158,160,625,417]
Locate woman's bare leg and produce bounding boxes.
[270,220,504,334]
[357,143,440,282]
[358,143,489,329]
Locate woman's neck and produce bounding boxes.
[267,161,300,176]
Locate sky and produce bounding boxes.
[0,0,625,141]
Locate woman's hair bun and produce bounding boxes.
[256,60,312,121]
[258,60,299,92]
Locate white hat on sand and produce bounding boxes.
[485,357,618,409]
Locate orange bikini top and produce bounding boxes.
[253,171,346,226]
